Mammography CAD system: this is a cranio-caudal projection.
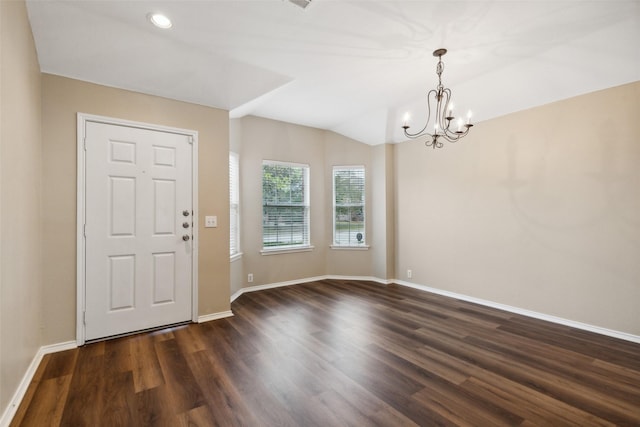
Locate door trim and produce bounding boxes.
[76,113,199,345]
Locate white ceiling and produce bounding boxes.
[26,0,640,145]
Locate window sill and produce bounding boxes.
[330,245,370,251]
[230,252,243,262]
[260,245,315,256]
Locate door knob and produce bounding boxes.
[183,210,190,217]
[182,235,190,241]
[183,222,190,228]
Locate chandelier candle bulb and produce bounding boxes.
[457,118,463,132]
[403,113,410,128]
[467,110,472,125]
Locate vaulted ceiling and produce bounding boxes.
[26,0,640,145]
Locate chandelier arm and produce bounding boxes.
[434,90,443,133]
[441,133,460,143]
[442,127,461,142]
[442,89,452,131]
[442,122,473,142]
[441,88,472,142]
[402,89,438,139]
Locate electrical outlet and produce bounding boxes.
[248,273,254,283]
[407,269,412,279]
[205,215,217,228]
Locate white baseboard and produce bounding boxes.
[394,279,640,344]
[230,275,394,303]
[229,275,640,344]
[230,289,243,303]
[42,341,78,353]
[0,341,77,427]
[230,275,327,302]
[197,310,234,323]
[326,275,393,285]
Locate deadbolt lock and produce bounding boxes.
[182,210,190,217]
[183,222,190,228]
[182,235,190,241]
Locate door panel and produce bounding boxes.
[84,121,192,341]
[152,252,176,304]
[109,255,135,310]
[109,176,136,236]
[153,179,176,235]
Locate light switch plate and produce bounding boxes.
[205,216,217,228]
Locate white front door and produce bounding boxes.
[83,120,194,341]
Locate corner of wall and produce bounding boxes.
[0,0,45,420]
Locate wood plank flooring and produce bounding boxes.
[11,279,640,426]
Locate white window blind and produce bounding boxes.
[333,166,365,246]
[262,161,310,249]
[229,152,240,257]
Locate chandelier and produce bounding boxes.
[402,48,473,149]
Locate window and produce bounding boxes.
[229,152,240,259]
[333,166,366,247]
[262,161,310,251]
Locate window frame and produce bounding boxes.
[332,165,368,249]
[229,152,242,261]
[260,160,313,255]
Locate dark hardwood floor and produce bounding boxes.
[11,279,640,426]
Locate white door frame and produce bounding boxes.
[76,113,199,345]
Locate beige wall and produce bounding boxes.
[0,0,43,415]
[395,81,640,335]
[235,116,383,288]
[238,116,327,286]
[41,74,231,344]
[371,144,395,280]
[323,131,373,276]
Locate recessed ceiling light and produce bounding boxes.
[148,13,172,29]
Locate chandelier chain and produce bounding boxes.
[436,57,444,91]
